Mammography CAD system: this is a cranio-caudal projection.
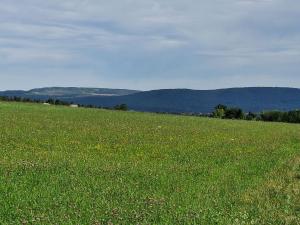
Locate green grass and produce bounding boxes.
[0,102,299,224]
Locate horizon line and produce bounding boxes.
[1,86,300,92]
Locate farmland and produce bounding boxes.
[0,102,299,224]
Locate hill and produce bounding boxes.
[1,87,300,113]
[0,87,140,99]
[68,87,300,113]
[0,101,299,224]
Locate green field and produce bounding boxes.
[0,102,299,224]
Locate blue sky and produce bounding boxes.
[0,0,299,90]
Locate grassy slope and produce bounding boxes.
[0,102,299,224]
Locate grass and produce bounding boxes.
[0,101,299,224]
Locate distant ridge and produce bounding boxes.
[66,87,300,113]
[0,87,140,99]
[1,87,300,113]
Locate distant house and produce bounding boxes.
[70,104,79,108]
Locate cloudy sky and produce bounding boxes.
[0,0,299,90]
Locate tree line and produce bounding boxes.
[212,104,300,123]
[0,96,128,111]
[1,96,300,123]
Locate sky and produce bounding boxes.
[0,0,300,91]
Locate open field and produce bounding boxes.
[0,102,299,224]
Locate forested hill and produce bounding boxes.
[1,87,300,113]
[0,87,140,99]
[67,87,300,113]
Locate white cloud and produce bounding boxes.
[0,0,299,89]
[0,47,75,63]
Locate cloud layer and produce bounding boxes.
[0,0,299,90]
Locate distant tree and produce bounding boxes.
[213,104,244,119]
[114,104,128,111]
[260,111,284,122]
[0,96,8,101]
[55,99,62,105]
[284,110,300,123]
[246,112,257,121]
[213,104,227,118]
[224,107,245,119]
[46,98,55,104]
[215,104,228,111]
[13,96,21,102]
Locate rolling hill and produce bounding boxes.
[67,87,300,113]
[1,87,300,113]
[0,87,140,99]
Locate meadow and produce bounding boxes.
[0,101,299,224]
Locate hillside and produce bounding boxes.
[0,101,299,224]
[1,87,300,113]
[0,87,140,99]
[68,87,300,113]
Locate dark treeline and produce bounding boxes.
[0,96,71,106]
[0,96,128,111]
[212,104,300,124]
[1,96,300,123]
